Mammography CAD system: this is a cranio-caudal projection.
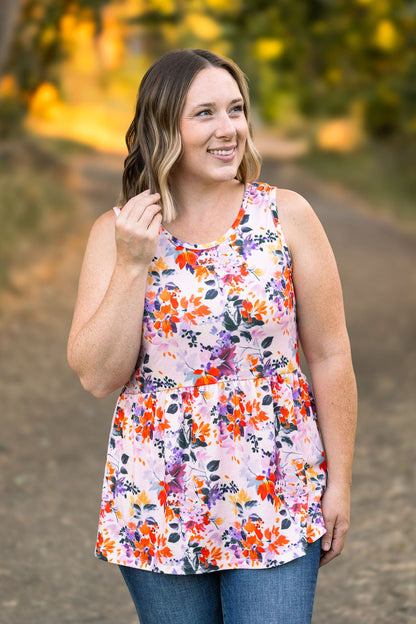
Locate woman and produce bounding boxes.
[67,49,357,624]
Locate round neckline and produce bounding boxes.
[160,184,250,250]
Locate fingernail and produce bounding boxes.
[322,542,330,551]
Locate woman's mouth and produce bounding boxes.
[207,146,237,161]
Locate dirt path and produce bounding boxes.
[0,152,415,623]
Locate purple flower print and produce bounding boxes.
[234,234,258,260]
[141,376,158,393]
[113,476,127,497]
[211,343,237,377]
[166,461,186,494]
[228,526,242,542]
[204,483,223,509]
[230,544,244,559]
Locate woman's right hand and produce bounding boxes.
[115,190,162,269]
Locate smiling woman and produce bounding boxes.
[67,48,356,624]
[119,49,260,224]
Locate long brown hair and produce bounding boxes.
[119,48,261,222]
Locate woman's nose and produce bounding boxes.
[215,111,236,138]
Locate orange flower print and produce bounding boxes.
[193,365,221,387]
[241,518,265,562]
[155,534,173,563]
[96,533,115,559]
[199,545,223,568]
[256,471,277,502]
[264,526,290,554]
[191,420,211,445]
[241,299,267,324]
[180,295,211,325]
[133,521,157,565]
[175,247,199,272]
[113,406,126,436]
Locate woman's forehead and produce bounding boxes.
[185,67,242,105]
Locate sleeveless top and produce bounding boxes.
[95,181,327,574]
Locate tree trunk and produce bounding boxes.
[0,0,23,76]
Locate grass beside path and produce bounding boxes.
[0,134,93,290]
[299,142,416,228]
[257,128,416,229]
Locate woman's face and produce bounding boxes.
[173,66,249,187]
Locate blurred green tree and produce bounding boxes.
[0,0,113,137]
[129,0,416,141]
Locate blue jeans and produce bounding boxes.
[119,538,321,624]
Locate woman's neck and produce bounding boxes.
[170,179,242,221]
[164,179,246,245]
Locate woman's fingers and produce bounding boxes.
[319,484,351,567]
[321,514,335,555]
[146,210,163,238]
[319,516,349,567]
[114,191,162,268]
[120,190,160,222]
[137,202,162,230]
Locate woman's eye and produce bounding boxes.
[196,109,212,117]
[230,105,244,115]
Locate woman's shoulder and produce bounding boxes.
[260,184,324,256]
[84,209,117,255]
[275,187,315,224]
[251,181,310,207]
[252,182,316,224]
[91,208,117,232]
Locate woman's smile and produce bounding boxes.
[207,146,237,161]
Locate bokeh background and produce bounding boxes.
[1,0,416,285]
[0,1,415,623]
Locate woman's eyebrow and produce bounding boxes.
[192,97,244,109]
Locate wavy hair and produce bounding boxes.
[119,48,262,222]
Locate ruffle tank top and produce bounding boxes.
[96,181,327,574]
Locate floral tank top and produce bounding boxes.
[96,181,327,574]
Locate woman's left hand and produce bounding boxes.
[319,482,351,567]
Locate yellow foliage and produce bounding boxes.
[254,38,284,61]
[151,0,176,13]
[163,23,180,46]
[209,41,232,58]
[29,83,61,120]
[60,14,95,42]
[74,19,96,43]
[184,13,221,40]
[97,15,124,69]
[373,19,399,51]
[26,101,127,152]
[326,68,342,84]
[317,118,362,153]
[0,75,18,98]
[354,0,391,15]
[40,26,58,48]
[60,14,98,73]
[60,13,77,39]
[205,0,240,10]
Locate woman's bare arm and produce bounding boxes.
[278,189,357,567]
[67,191,162,398]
